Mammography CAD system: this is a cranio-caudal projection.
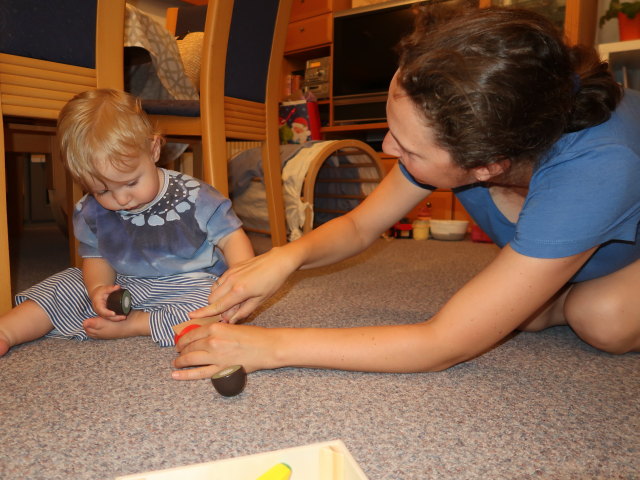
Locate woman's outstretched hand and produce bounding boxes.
[171,322,278,380]
[190,247,299,323]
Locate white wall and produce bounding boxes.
[597,0,621,44]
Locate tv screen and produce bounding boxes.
[333,1,427,99]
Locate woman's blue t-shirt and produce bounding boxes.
[400,89,640,283]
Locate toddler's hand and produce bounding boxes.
[219,304,241,323]
[91,285,128,321]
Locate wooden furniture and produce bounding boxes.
[286,0,351,53]
[285,0,599,132]
[283,0,351,126]
[230,139,384,239]
[0,0,126,312]
[598,38,640,90]
[282,0,599,223]
[148,0,292,247]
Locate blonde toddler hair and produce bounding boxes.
[58,89,162,191]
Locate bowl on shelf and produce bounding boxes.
[429,219,469,241]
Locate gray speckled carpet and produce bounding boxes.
[2,227,639,479]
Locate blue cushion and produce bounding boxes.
[0,0,97,68]
[170,0,279,103]
[141,99,200,117]
[224,0,278,103]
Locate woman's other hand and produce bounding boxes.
[171,322,279,380]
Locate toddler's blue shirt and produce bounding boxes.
[73,169,242,277]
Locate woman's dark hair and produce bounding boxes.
[396,5,623,169]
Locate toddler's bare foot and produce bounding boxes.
[83,310,150,340]
[0,334,9,356]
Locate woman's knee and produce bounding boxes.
[565,287,639,354]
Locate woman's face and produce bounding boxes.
[382,73,478,189]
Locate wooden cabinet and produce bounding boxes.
[282,0,350,128]
[284,0,350,54]
[290,0,333,21]
[285,12,333,52]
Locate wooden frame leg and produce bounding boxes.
[0,117,14,313]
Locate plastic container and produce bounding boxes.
[391,221,413,239]
[412,220,429,240]
[429,220,469,241]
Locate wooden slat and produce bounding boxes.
[95,0,125,90]
[224,96,265,112]
[1,103,61,120]
[166,7,179,34]
[316,178,379,183]
[224,106,264,120]
[226,141,262,159]
[0,73,94,95]
[224,128,267,141]
[0,67,95,90]
[224,121,267,136]
[0,83,78,103]
[1,94,68,113]
[0,99,12,313]
[0,53,95,77]
[224,111,265,129]
[0,61,95,87]
[4,130,55,153]
[6,123,57,133]
[315,193,367,200]
[151,115,202,136]
[314,208,349,214]
[320,163,377,169]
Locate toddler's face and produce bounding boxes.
[85,148,161,212]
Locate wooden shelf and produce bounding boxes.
[598,39,640,90]
[321,122,387,133]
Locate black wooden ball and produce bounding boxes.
[107,289,132,316]
[211,365,247,397]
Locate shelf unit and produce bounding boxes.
[598,39,640,90]
[280,1,474,221]
[281,0,598,222]
[282,0,351,126]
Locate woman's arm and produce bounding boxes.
[191,164,431,320]
[285,163,430,270]
[173,245,595,379]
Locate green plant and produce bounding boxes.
[599,1,640,27]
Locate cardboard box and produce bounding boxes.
[116,439,368,480]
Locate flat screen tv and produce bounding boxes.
[333,0,475,124]
[332,0,429,124]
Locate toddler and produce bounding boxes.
[0,89,254,354]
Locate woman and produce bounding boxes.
[172,5,640,380]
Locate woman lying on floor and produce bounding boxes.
[172,5,640,379]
